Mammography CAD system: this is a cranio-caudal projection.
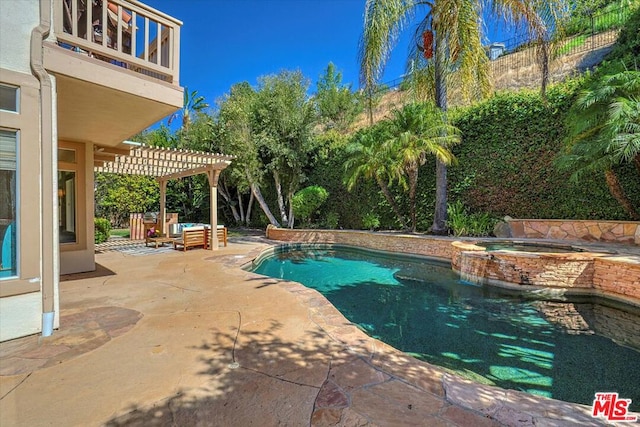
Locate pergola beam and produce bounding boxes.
[94,144,233,179]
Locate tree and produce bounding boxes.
[94,174,159,227]
[169,87,209,131]
[217,71,319,228]
[218,82,281,226]
[291,186,329,226]
[314,62,363,132]
[343,123,408,228]
[558,67,640,219]
[358,0,566,234]
[253,71,318,228]
[387,102,460,231]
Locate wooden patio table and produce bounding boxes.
[145,236,175,248]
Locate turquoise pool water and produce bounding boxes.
[478,242,584,253]
[251,245,640,409]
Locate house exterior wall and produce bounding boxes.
[0,2,56,341]
[0,1,38,74]
[59,140,95,275]
[0,293,42,339]
[1,0,183,342]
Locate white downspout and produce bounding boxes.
[31,0,56,336]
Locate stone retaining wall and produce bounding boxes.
[508,219,640,245]
[491,31,618,92]
[265,227,454,259]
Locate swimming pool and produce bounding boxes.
[250,245,640,409]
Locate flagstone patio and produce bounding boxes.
[0,235,627,426]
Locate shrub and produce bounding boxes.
[324,212,340,229]
[292,186,329,226]
[94,218,112,244]
[362,213,380,230]
[446,201,496,237]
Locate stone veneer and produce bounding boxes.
[266,227,454,259]
[593,256,640,301]
[450,241,599,289]
[508,219,640,245]
[266,227,640,304]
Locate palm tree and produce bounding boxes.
[169,87,209,131]
[359,0,566,234]
[387,102,460,231]
[558,68,640,219]
[344,124,409,228]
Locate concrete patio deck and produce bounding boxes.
[0,236,632,426]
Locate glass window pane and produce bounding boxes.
[0,130,17,278]
[58,148,76,163]
[0,85,18,112]
[58,171,77,244]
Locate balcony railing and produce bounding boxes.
[53,0,181,84]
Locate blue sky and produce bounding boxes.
[145,0,515,119]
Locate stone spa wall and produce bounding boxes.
[451,241,640,304]
[507,219,640,245]
[266,227,640,305]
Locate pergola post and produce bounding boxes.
[207,168,221,250]
[158,178,167,236]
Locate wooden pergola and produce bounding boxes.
[94,142,234,249]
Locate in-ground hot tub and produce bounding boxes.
[450,239,638,305]
[476,241,588,253]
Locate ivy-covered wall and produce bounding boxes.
[310,79,640,231]
[449,82,639,221]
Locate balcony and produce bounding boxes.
[45,0,184,146]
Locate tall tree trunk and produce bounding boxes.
[246,169,280,227]
[273,171,289,225]
[237,188,245,223]
[537,40,550,101]
[246,191,255,226]
[218,179,241,223]
[287,187,295,229]
[605,169,639,220]
[367,87,374,125]
[431,31,449,235]
[408,165,418,232]
[634,154,640,175]
[376,176,407,229]
[288,206,295,229]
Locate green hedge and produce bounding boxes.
[448,83,639,220]
[94,218,111,244]
[309,78,640,229]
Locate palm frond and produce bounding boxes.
[359,0,419,91]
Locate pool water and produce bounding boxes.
[478,242,584,253]
[251,246,640,409]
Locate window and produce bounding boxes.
[58,149,77,244]
[0,85,18,112]
[0,129,17,279]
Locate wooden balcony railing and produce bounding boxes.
[53,0,181,84]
